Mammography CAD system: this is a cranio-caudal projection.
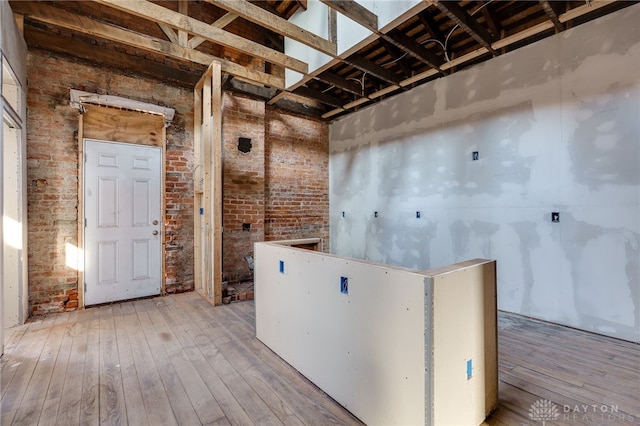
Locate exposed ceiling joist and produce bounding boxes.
[11,1,285,89]
[480,4,501,39]
[379,37,414,80]
[539,0,565,32]
[383,32,444,74]
[92,0,308,74]
[345,54,403,86]
[435,1,496,55]
[188,13,238,49]
[293,86,344,108]
[417,11,445,43]
[319,0,378,32]
[315,71,363,97]
[206,0,337,56]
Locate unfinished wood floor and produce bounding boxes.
[2,292,639,426]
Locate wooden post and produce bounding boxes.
[194,61,223,306]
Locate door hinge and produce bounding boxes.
[84,282,87,292]
[84,218,87,227]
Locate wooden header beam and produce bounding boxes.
[13,2,284,89]
[320,0,378,32]
[206,0,337,56]
[93,0,308,74]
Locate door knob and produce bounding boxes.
[152,230,159,236]
[152,220,159,225]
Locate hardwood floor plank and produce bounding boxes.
[123,304,180,426]
[1,315,57,420]
[55,309,91,425]
[3,295,638,426]
[145,298,227,424]
[112,303,149,426]
[38,314,76,426]
[174,297,286,425]
[12,313,70,425]
[98,305,127,425]
[157,299,255,425]
[79,308,101,426]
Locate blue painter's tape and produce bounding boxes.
[467,359,473,380]
[279,260,285,274]
[199,207,204,215]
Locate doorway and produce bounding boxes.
[83,139,162,305]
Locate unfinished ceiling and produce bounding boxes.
[10,0,633,120]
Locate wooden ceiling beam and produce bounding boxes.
[435,1,496,55]
[417,10,445,43]
[382,32,443,74]
[188,13,238,49]
[378,37,414,80]
[205,0,336,56]
[479,3,501,39]
[12,2,285,89]
[314,71,363,97]
[344,54,402,85]
[539,0,565,32]
[293,86,344,108]
[93,0,308,73]
[319,0,378,32]
[24,26,201,87]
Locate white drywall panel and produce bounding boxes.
[329,4,640,342]
[255,242,426,425]
[429,260,498,425]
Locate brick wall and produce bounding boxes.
[265,109,329,248]
[26,49,194,314]
[26,49,329,314]
[221,94,265,282]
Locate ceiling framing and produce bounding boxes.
[10,0,633,120]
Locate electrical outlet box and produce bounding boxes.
[340,276,349,294]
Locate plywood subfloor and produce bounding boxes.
[2,292,639,425]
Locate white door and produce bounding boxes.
[84,139,162,306]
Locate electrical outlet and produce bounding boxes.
[552,212,560,223]
[472,151,479,161]
[416,211,421,218]
[340,276,349,294]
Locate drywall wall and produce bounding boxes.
[1,0,28,335]
[427,260,498,425]
[329,4,640,342]
[255,241,497,425]
[255,242,426,425]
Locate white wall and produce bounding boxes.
[329,5,640,342]
[1,0,28,342]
